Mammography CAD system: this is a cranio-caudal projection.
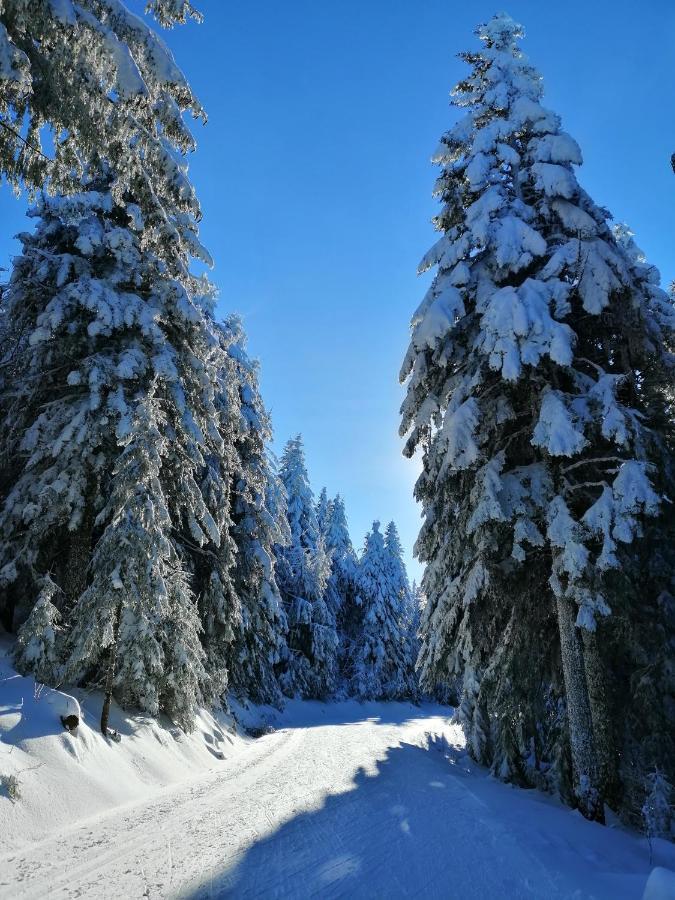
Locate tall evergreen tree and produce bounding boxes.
[383,522,412,610]
[400,13,675,820]
[0,186,232,728]
[65,395,207,732]
[191,319,240,702]
[352,522,413,700]
[224,316,288,707]
[642,769,673,849]
[315,487,332,538]
[407,581,424,687]
[324,494,359,684]
[0,3,237,732]
[275,436,337,698]
[384,521,417,697]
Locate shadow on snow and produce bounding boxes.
[185,733,669,900]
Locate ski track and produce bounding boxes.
[0,707,663,899]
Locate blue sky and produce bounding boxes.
[1,0,674,580]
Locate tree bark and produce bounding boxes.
[581,627,618,805]
[555,593,605,822]
[100,603,122,737]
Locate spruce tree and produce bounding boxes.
[275,436,337,698]
[352,522,413,700]
[408,580,423,669]
[65,395,206,732]
[0,5,266,730]
[191,319,240,702]
[0,189,141,626]
[324,494,359,683]
[316,487,332,538]
[14,574,62,684]
[384,522,412,612]
[384,521,417,697]
[0,186,231,728]
[400,13,675,820]
[224,316,288,707]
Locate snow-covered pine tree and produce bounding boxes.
[316,488,341,634]
[14,574,62,684]
[384,522,412,612]
[265,451,292,556]
[0,189,131,628]
[223,315,288,707]
[0,185,230,727]
[384,521,418,697]
[275,435,337,698]
[399,13,675,820]
[65,395,206,732]
[352,521,413,700]
[0,1,208,276]
[189,318,240,703]
[0,5,251,727]
[316,487,332,538]
[324,494,359,683]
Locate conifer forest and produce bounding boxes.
[0,4,673,898]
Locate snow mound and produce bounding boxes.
[43,686,81,727]
[0,636,248,853]
[643,868,675,900]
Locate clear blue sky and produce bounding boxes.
[1,0,674,580]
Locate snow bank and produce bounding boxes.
[643,868,675,900]
[43,686,81,728]
[0,636,250,852]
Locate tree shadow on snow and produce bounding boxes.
[188,738,474,899]
[186,733,668,900]
[0,673,66,742]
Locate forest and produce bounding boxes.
[0,3,673,898]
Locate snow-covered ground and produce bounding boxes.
[1,638,674,899]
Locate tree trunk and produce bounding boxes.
[0,588,16,632]
[581,627,619,806]
[555,593,605,823]
[100,603,122,737]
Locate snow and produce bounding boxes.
[643,868,675,900]
[438,397,481,471]
[477,280,574,380]
[531,133,583,166]
[0,22,29,87]
[551,199,597,237]
[0,636,245,854]
[43,688,81,726]
[492,215,547,271]
[1,636,673,898]
[412,288,465,352]
[530,162,578,199]
[531,390,587,457]
[48,0,77,26]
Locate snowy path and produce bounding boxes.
[0,701,671,899]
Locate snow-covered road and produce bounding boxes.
[1,701,671,899]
